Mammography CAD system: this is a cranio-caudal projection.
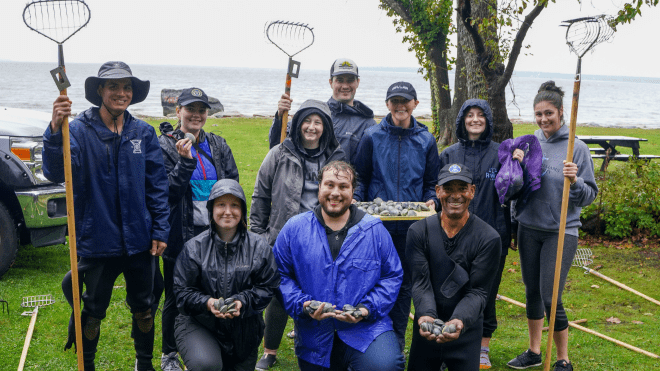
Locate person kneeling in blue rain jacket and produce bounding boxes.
[273,161,405,371]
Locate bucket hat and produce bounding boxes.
[84,61,150,107]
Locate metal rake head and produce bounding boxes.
[572,248,594,268]
[21,294,55,316]
[23,0,91,44]
[561,15,615,58]
[265,20,315,58]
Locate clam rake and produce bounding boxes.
[265,20,315,143]
[572,248,660,306]
[18,295,55,371]
[23,1,91,369]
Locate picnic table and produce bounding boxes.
[577,135,660,171]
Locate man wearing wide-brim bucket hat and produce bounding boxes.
[44,61,170,371]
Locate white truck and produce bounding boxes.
[0,107,68,278]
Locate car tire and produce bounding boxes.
[0,202,19,278]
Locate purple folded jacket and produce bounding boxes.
[495,134,542,205]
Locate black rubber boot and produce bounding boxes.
[132,310,156,371]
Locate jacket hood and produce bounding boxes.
[287,99,339,157]
[456,99,493,144]
[206,179,248,232]
[535,123,569,143]
[327,97,375,119]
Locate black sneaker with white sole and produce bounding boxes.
[553,360,573,371]
[507,349,543,369]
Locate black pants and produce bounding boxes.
[482,253,507,338]
[407,316,482,371]
[388,232,411,352]
[263,294,289,350]
[65,250,156,370]
[518,225,578,331]
[174,315,259,371]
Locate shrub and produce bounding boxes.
[581,160,660,238]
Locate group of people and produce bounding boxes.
[43,58,597,371]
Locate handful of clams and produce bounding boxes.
[355,197,430,217]
[420,318,457,337]
[340,304,363,319]
[304,300,335,315]
[213,297,237,314]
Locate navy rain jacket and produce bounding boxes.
[43,108,170,257]
[439,99,511,254]
[353,114,440,234]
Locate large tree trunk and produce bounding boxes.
[459,0,514,143]
[427,38,452,139]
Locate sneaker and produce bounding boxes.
[161,352,183,371]
[286,329,296,339]
[255,354,277,370]
[480,346,492,369]
[507,349,542,369]
[553,360,573,371]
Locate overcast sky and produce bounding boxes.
[2,0,658,78]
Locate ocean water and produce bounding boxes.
[1,61,659,128]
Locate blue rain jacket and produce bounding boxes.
[273,211,402,368]
[439,99,511,254]
[353,114,440,234]
[43,108,170,257]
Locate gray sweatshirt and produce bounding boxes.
[515,124,598,236]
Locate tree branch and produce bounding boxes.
[380,0,414,24]
[458,0,487,57]
[499,4,545,89]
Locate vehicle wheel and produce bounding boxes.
[0,202,19,278]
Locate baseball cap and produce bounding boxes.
[386,81,417,101]
[437,163,473,186]
[330,58,359,77]
[177,87,211,108]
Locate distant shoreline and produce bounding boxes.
[133,113,659,130]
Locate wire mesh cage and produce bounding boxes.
[562,15,615,58]
[23,0,91,44]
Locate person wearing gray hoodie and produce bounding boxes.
[507,81,598,371]
[250,99,346,369]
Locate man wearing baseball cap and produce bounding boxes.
[157,87,239,371]
[405,163,501,370]
[267,58,376,166]
[44,61,170,371]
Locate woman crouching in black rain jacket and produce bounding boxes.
[173,179,280,371]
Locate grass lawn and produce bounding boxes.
[0,118,658,370]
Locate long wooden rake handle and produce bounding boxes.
[279,72,292,143]
[584,268,660,306]
[497,294,660,359]
[61,82,85,369]
[17,307,39,371]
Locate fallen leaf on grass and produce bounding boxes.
[512,261,518,266]
[606,317,621,324]
[590,285,600,289]
[507,268,516,273]
[632,320,644,325]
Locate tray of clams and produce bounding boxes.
[355,197,436,221]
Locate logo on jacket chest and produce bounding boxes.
[130,140,142,154]
[485,167,497,180]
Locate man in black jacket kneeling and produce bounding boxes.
[406,164,501,371]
